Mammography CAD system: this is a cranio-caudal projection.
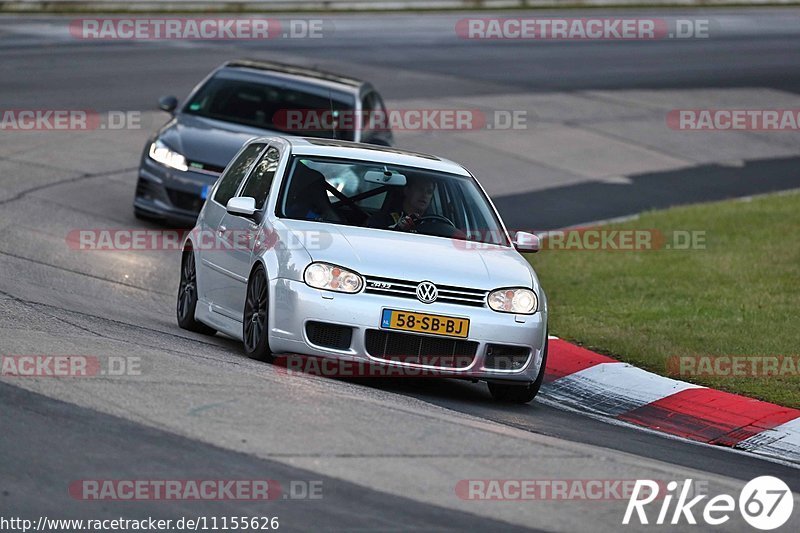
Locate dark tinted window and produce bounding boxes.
[361,91,388,137]
[184,75,355,141]
[279,156,509,246]
[240,146,280,210]
[214,143,265,206]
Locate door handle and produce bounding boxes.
[218,225,227,235]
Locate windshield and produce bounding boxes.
[278,156,510,246]
[182,74,356,141]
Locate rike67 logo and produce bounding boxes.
[624,477,794,530]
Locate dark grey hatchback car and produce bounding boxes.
[134,59,393,225]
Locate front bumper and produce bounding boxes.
[134,157,219,226]
[268,278,547,383]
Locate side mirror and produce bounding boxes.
[226,197,258,218]
[158,95,178,114]
[513,231,540,253]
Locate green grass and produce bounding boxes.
[527,190,800,408]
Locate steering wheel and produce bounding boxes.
[416,215,457,228]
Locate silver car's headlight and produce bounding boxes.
[148,139,188,171]
[488,287,538,314]
[303,262,363,293]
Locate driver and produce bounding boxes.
[367,176,435,232]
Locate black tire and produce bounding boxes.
[488,335,549,404]
[177,249,216,335]
[243,264,273,362]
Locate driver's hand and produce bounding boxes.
[394,214,419,232]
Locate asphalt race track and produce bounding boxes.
[1,9,800,531]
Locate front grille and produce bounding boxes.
[166,188,204,212]
[364,276,488,307]
[306,321,353,350]
[365,329,477,368]
[484,344,531,370]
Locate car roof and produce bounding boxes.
[273,137,471,176]
[221,59,365,93]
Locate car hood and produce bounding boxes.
[276,219,535,291]
[158,114,281,168]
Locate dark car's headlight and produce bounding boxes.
[304,262,363,293]
[148,139,188,171]
[488,288,538,314]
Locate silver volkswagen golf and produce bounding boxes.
[177,136,548,403]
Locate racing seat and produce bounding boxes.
[285,163,343,223]
[378,187,405,215]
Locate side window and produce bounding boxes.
[213,143,266,206]
[374,93,388,115]
[362,92,376,114]
[361,92,380,137]
[240,146,280,210]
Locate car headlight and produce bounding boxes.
[303,262,363,293]
[488,287,538,314]
[148,139,188,171]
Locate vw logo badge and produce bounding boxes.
[416,281,438,304]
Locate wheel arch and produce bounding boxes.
[248,256,269,281]
[181,237,203,302]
